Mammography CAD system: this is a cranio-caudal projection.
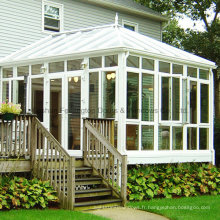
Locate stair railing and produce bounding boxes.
[83,118,127,205]
[31,117,75,210]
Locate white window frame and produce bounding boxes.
[122,19,138,32]
[42,0,64,33]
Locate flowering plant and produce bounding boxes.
[0,100,22,115]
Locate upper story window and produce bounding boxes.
[122,20,138,32]
[43,1,63,32]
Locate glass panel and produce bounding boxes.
[2,81,9,101]
[49,61,64,73]
[159,61,170,73]
[127,56,139,68]
[89,57,102,69]
[199,69,209,80]
[89,72,99,118]
[67,59,82,71]
[103,71,116,118]
[44,5,59,19]
[12,80,25,113]
[124,24,135,31]
[199,128,209,150]
[182,79,187,123]
[187,67,197,78]
[201,84,209,123]
[3,68,13,78]
[50,79,62,143]
[142,58,154,71]
[187,127,197,150]
[17,66,29,77]
[126,124,139,150]
[172,127,183,150]
[173,64,183,74]
[31,78,44,122]
[31,64,43,75]
[142,74,154,121]
[68,77,81,150]
[127,72,139,119]
[105,55,118,67]
[172,78,180,120]
[161,77,170,120]
[190,81,197,124]
[142,126,154,150]
[158,126,170,150]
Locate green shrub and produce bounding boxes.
[0,176,58,210]
[127,163,220,201]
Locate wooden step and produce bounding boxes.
[75,188,112,198]
[47,167,93,175]
[74,198,122,211]
[75,177,102,185]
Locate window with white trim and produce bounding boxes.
[122,20,138,32]
[43,1,63,32]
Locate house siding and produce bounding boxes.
[0,0,162,59]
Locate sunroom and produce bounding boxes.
[0,24,216,164]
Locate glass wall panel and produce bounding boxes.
[199,128,209,150]
[18,66,29,76]
[142,125,154,150]
[201,84,209,123]
[158,126,170,150]
[31,78,44,121]
[142,58,154,71]
[190,81,197,124]
[68,77,81,150]
[182,79,187,123]
[3,68,13,78]
[173,64,183,74]
[126,124,139,150]
[159,61,170,73]
[172,127,183,150]
[105,55,118,67]
[89,57,102,69]
[12,80,25,113]
[172,78,180,120]
[89,72,99,118]
[67,59,82,71]
[142,74,154,121]
[187,67,197,78]
[2,81,9,101]
[199,69,209,80]
[161,77,170,120]
[127,72,139,119]
[31,64,42,75]
[103,71,116,118]
[187,127,197,150]
[49,61,64,73]
[127,56,139,68]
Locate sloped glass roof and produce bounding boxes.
[0,24,216,68]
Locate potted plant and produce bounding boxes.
[0,100,22,121]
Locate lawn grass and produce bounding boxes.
[127,195,220,220]
[0,209,109,220]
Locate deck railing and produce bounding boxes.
[83,118,127,205]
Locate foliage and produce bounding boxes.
[127,163,220,201]
[0,100,22,114]
[0,176,58,210]
[214,118,220,167]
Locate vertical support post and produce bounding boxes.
[83,120,87,162]
[110,120,114,146]
[31,117,36,169]
[121,155,127,206]
[67,156,75,210]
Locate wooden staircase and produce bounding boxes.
[0,115,127,210]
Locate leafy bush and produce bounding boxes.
[0,176,58,210]
[127,163,220,201]
[214,118,220,167]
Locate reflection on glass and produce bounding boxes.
[32,78,44,122]
[68,77,81,150]
[190,81,197,124]
[142,58,154,71]
[18,66,29,77]
[126,124,139,150]
[187,127,197,150]
[187,67,197,78]
[199,69,209,80]
[50,79,62,143]
[159,61,170,73]
[12,80,25,113]
[199,128,209,150]
[182,79,187,123]
[3,68,13,78]
[49,61,64,73]
[127,72,139,119]
[173,64,183,74]
[172,127,183,150]
[161,77,170,120]
[127,56,139,68]
[103,71,116,118]
[201,84,209,123]
[105,55,118,67]
[89,57,102,69]
[172,78,180,121]
[142,74,154,121]
[89,72,99,118]
[142,126,154,150]
[2,81,9,101]
[31,64,43,75]
[67,59,82,71]
[159,126,170,150]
